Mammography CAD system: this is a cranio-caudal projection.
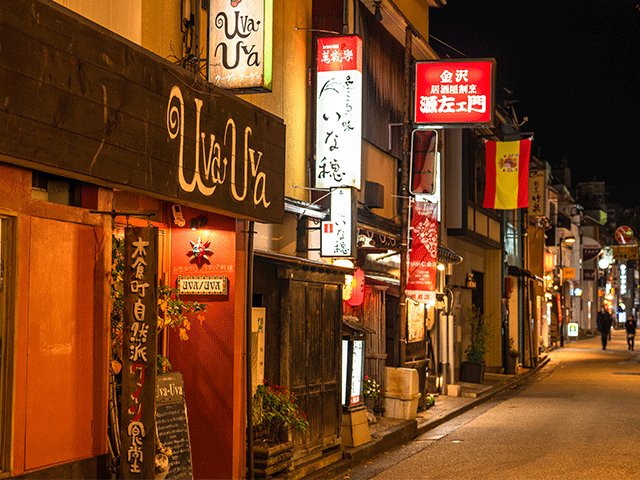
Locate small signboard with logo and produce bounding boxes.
[567,323,579,337]
[177,276,228,295]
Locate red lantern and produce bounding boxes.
[346,268,365,307]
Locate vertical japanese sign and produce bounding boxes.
[528,169,547,218]
[208,0,273,91]
[316,36,362,189]
[414,59,495,127]
[321,187,357,257]
[406,201,439,304]
[121,227,158,479]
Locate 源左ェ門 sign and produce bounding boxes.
[414,59,496,127]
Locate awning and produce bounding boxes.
[342,316,376,335]
[438,245,463,264]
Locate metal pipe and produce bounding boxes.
[246,220,256,479]
[399,26,413,367]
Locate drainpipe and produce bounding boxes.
[246,220,255,479]
[399,26,413,366]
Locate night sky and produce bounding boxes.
[428,1,640,207]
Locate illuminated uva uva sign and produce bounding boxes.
[315,36,362,189]
[208,0,273,91]
[414,59,496,127]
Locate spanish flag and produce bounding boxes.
[483,139,531,210]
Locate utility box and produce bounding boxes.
[384,367,421,420]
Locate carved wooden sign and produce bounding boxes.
[121,226,158,479]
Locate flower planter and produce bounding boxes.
[253,441,294,479]
[460,361,485,384]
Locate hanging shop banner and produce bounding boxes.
[321,187,357,257]
[414,59,496,127]
[612,245,639,260]
[483,139,531,210]
[208,0,273,91]
[121,226,158,479]
[315,36,362,189]
[406,201,439,304]
[528,169,548,218]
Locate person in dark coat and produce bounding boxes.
[596,306,613,350]
[625,313,636,351]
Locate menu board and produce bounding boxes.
[156,372,194,480]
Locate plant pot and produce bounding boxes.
[460,361,485,384]
[364,396,376,411]
[253,441,294,479]
[506,355,518,375]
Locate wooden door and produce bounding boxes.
[283,273,342,456]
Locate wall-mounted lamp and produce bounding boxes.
[190,214,208,231]
[563,236,576,244]
[172,204,186,227]
[373,1,383,21]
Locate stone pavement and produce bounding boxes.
[304,357,550,479]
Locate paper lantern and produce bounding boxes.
[544,252,556,272]
[346,268,365,307]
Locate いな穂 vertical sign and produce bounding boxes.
[121,227,158,479]
[316,36,362,189]
[414,59,496,127]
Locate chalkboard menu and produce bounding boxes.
[156,372,194,480]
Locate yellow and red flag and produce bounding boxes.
[483,139,531,210]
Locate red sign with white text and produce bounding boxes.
[414,59,495,126]
[406,201,439,304]
[317,36,362,72]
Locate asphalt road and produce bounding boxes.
[335,329,640,480]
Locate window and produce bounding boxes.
[0,214,16,472]
[31,171,82,206]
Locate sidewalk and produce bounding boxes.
[304,356,550,479]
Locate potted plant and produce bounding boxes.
[424,394,436,410]
[252,380,309,478]
[461,306,489,383]
[363,375,381,411]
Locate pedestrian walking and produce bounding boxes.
[596,306,613,350]
[625,314,636,351]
